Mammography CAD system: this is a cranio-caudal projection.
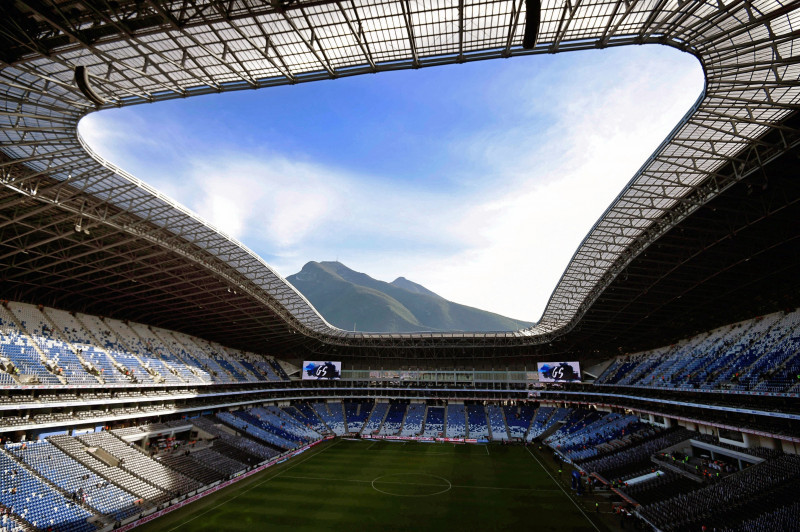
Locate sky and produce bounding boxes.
[78,45,704,324]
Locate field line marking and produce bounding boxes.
[166,439,341,532]
[485,445,490,456]
[281,474,560,492]
[525,446,600,532]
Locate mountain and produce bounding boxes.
[286,261,534,333]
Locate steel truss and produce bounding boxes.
[0,0,798,352]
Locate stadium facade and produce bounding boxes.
[0,1,799,530]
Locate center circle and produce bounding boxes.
[371,473,452,497]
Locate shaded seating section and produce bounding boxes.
[445,404,466,438]
[190,448,247,478]
[725,500,800,532]
[78,432,201,496]
[262,406,323,440]
[400,404,426,436]
[580,428,694,480]
[156,452,224,486]
[190,417,279,461]
[597,308,800,394]
[343,400,374,433]
[544,409,598,446]
[0,300,292,387]
[361,403,390,435]
[237,359,269,381]
[268,360,290,380]
[0,451,95,532]
[6,440,140,522]
[422,407,444,437]
[546,412,644,461]
[527,407,572,441]
[638,455,800,531]
[503,404,536,439]
[249,407,313,443]
[466,404,489,439]
[48,435,169,505]
[253,360,282,381]
[281,404,328,434]
[622,470,700,506]
[378,403,408,435]
[486,405,508,440]
[311,403,346,435]
[217,412,297,451]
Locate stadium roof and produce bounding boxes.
[0,0,798,358]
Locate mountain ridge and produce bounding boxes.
[287,261,533,333]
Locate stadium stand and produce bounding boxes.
[638,455,800,531]
[400,404,426,437]
[466,405,489,439]
[503,404,536,439]
[361,403,390,436]
[597,309,800,394]
[77,432,201,496]
[445,404,467,438]
[422,407,445,438]
[343,400,374,433]
[0,450,95,532]
[527,407,573,441]
[487,405,509,440]
[378,403,408,435]
[312,402,346,436]
[6,440,140,522]
[0,301,291,388]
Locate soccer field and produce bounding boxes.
[137,439,612,531]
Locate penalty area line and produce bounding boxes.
[525,446,600,532]
[166,439,341,532]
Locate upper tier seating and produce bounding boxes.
[597,309,800,394]
[0,300,289,388]
[0,306,62,385]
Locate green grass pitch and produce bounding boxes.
[138,439,612,531]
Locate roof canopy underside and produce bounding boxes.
[0,0,798,357]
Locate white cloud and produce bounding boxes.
[77,46,704,325]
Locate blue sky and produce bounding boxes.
[79,45,703,324]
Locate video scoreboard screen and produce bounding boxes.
[302,361,342,380]
[537,361,581,383]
